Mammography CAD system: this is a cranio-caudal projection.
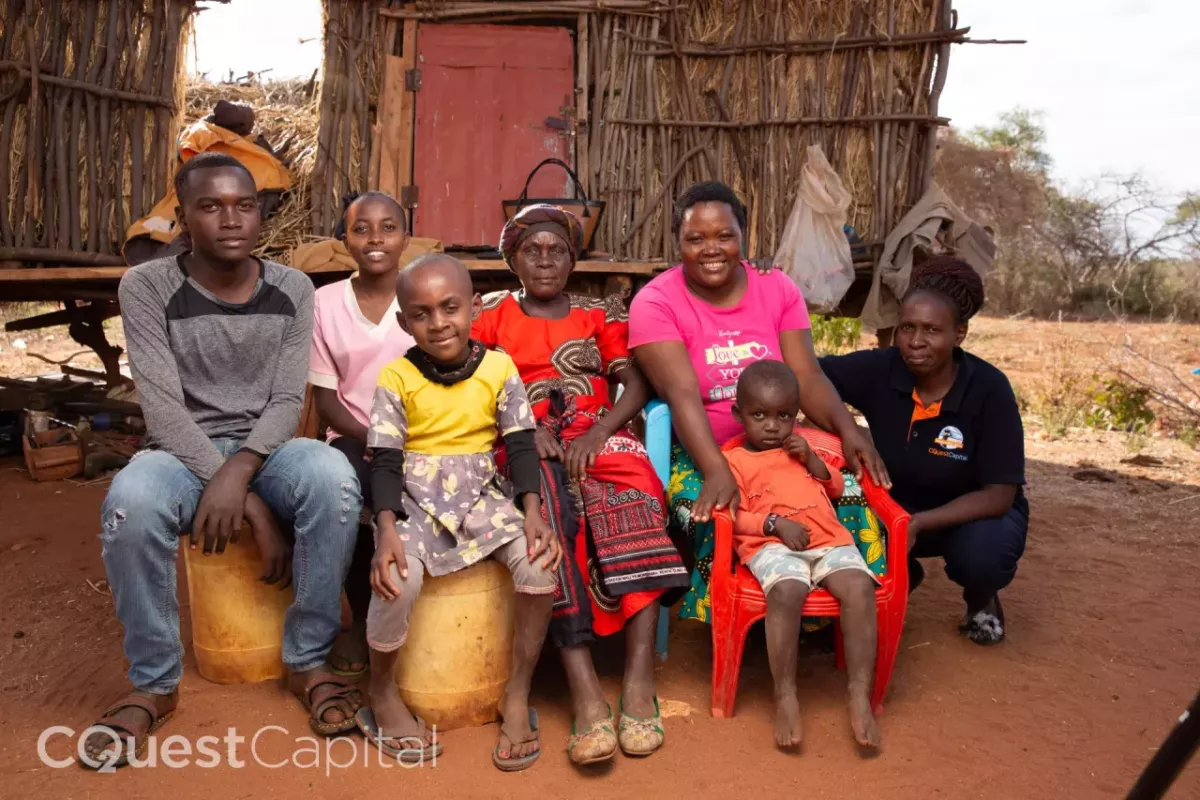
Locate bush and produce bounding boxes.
[811,316,862,356]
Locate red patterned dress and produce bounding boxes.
[473,291,688,646]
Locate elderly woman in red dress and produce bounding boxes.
[473,204,689,765]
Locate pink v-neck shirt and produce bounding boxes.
[309,279,415,441]
[628,263,811,446]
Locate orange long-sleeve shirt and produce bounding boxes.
[724,446,852,563]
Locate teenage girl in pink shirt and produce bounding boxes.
[308,192,416,677]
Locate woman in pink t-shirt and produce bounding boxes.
[308,192,416,676]
[628,181,889,622]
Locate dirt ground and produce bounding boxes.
[0,316,1198,798]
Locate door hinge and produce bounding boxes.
[400,185,419,208]
[405,68,422,91]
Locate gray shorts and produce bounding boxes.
[745,542,879,596]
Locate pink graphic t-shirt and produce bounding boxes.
[309,279,415,442]
[628,263,811,446]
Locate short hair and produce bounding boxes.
[396,253,472,304]
[174,152,255,203]
[736,359,799,406]
[672,181,748,237]
[904,255,986,324]
[334,191,408,239]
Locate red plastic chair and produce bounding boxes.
[709,428,911,718]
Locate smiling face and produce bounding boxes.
[732,379,800,452]
[511,230,572,302]
[677,200,744,293]
[895,291,966,377]
[175,166,261,268]
[343,196,409,277]
[396,257,482,365]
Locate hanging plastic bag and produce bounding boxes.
[773,145,855,313]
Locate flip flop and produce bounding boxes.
[493,707,541,772]
[294,674,363,736]
[355,707,442,764]
[327,631,369,679]
[81,695,176,770]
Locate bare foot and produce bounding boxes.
[328,621,369,675]
[849,692,881,749]
[497,690,539,760]
[370,675,433,748]
[774,694,803,749]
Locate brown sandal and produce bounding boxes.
[82,694,175,770]
[296,674,363,736]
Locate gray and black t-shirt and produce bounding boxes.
[118,255,314,480]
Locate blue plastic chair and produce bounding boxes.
[644,399,673,661]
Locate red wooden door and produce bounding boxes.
[412,24,575,248]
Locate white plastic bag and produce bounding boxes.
[773,145,855,313]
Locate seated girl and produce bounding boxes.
[308,192,415,677]
[472,204,689,764]
[361,254,561,771]
[627,181,889,626]
[819,257,1027,644]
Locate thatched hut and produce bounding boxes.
[310,0,992,288]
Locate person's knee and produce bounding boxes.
[766,579,811,609]
[826,570,877,610]
[944,518,1024,592]
[511,557,557,596]
[366,557,424,651]
[277,439,363,512]
[101,451,194,549]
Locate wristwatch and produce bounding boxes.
[764,513,780,536]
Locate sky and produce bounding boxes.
[189,0,1200,197]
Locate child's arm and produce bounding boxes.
[727,458,768,539]
[365,380,409,524]
[314,387,369,441]
[785,433,843,499]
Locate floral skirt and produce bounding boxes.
[667,441,888,626]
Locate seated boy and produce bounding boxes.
[725,360,881,750]
[359,254,561,771]
[86,153,363,770]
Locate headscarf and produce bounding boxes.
[499,203,584,271]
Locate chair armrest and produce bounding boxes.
[644,398,672,486]
[861,472,910,589]
[712,509,736,596]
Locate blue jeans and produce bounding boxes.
[99,438,362,694]
[909,496,1029,611]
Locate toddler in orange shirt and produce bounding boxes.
[725,360,881,751]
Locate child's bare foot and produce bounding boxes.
[849,691,881,749]
[328,620,369,676]
[774,693,803,748]
[370,674,432,748]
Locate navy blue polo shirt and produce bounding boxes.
[818,347,1026,515]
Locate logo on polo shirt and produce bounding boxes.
[934,426,964,451]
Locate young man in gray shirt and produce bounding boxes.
[83,153,363,769]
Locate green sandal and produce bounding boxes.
[567,704,617,765]
[618,695,664,756]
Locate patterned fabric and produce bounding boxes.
[499,203,584,269]
[367,348,538,577]
[667,432,889,624]
[472,291,633,419]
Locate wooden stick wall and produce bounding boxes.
[0,0,194,259]
[318,0,965,259]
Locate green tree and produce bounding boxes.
[966,108,1052,175]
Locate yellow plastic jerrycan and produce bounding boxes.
[395,559,516,731]
[183,527,293,684]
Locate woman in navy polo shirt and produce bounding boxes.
[819,256,1028,645]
